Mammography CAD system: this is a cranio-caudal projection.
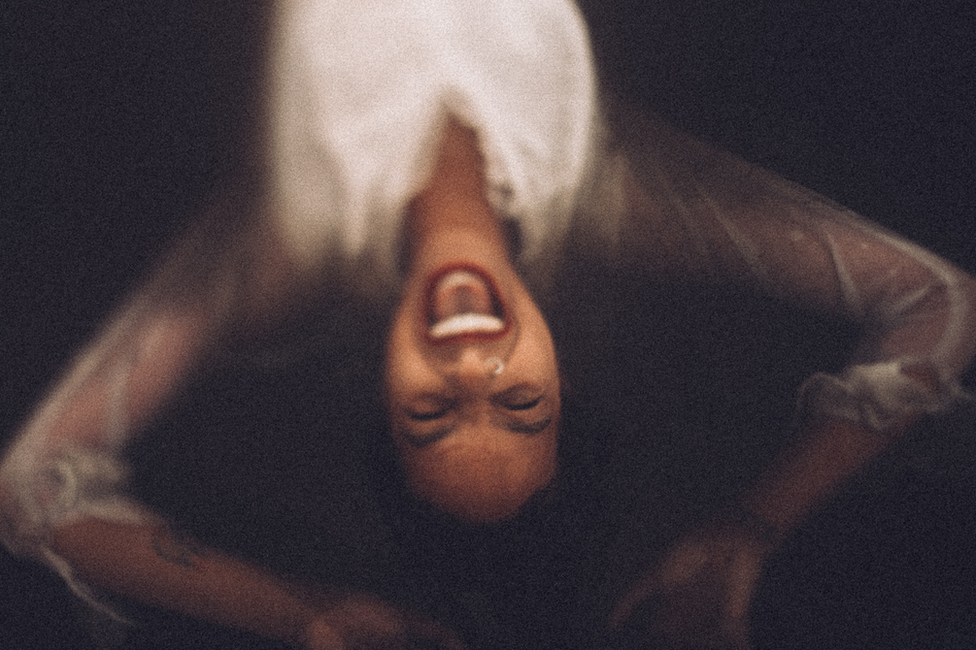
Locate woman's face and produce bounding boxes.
[385,251,561,523]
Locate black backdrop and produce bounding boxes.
[2,2,975,648]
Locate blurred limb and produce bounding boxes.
[56,518,466,650]
[600,97,976,648]
[608,507,776,650]
[302,592,468,650]
[608,415,912,649]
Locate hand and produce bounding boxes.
[301,591,467,650]
[609,512,779,650]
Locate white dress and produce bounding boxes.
[1,0,974,619]
[267,0,597,290]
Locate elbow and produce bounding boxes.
[958,270,976,322]
[942,267,976,376]
[960,274,976,372]
[0,444,150,571]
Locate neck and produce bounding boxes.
[405,120,511,269]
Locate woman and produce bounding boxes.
[2,0,975,648]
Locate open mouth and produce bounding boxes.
[425,265,508,342]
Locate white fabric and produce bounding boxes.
[0,306,153,621]
[591,107,976,432]
[799,361,960,433]
[0,306,151,561]
[268,0,597,280]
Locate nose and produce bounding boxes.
[452,347,498,392]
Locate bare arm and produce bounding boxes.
[51,516,464,649]
[2,205,327,645]
[54,518,316,646]
[602,105,976,646]
[0,207,243,557]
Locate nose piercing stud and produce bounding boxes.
[485,357,505,376]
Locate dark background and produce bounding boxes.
[2,1,975,648]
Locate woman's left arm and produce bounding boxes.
[601,106,976,647]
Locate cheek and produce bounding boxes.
[384,322,422,401]
[519,342,560,394]
[527,428,559,487]
[518,311,559,377]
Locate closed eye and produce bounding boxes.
[407,408,450,422]
[400,425,454,448]
[493,383,546,411]
[505,396,542,411]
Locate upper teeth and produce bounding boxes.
[429,313,505,339]
[440,270,482,291]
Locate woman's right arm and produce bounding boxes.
[600,101,976,649]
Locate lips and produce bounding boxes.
[426,266,508,342]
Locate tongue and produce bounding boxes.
[433,271,494,319]
[429,271,504,339]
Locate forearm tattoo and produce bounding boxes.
[151,525,207,568]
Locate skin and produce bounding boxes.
[384,119,561,523]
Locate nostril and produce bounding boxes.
[454,348,495,386]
